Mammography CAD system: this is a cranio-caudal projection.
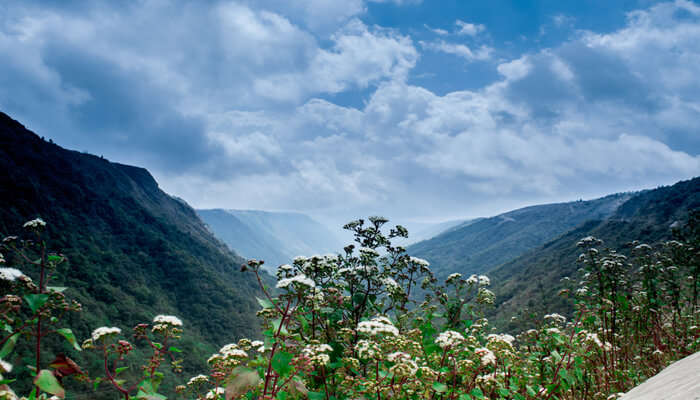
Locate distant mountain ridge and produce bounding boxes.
[198,209,344,270]
[490,177,700,330]
[408,192,632,277]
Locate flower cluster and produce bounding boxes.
[276,273,315,289]
[357,316,399,336]
[22,218,46,229]
[91,326,122,341]
[435,330,465,349]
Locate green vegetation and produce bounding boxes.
[490,177,700,331]
[2,215,698,399]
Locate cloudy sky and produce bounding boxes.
[1,0,699,227]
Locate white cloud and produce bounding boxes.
[424,24,448,35]
[455,20,486,36]
[1,0,699,224]
[421,40,492,61]
[496,57,531,80]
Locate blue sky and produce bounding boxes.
[1,0,699,227]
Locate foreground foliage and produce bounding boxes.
[1,215,698,399]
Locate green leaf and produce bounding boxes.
[47,255,63,263]
[432,382,448,393]
[458,395,472,400]
[470,388,484,399]
[308,392,326,400]
[0,333,19,358]
[47,286,67,293]
[551,350,562,363]
[0,378,16,385]
[276,391,288,400]
[272,352,293,377]
[526,385,536,396]
[257,297,273,309]
[93,377,103,391]
[55,328,81,351]
[24,294,50,314]
[115,366,129,375]
[168,346,182,353]
[34,369,64,398]
[497,387,510,396]
[135,379,167,400]
[27,388,37,400]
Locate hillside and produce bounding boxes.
[490,177,700,330]
[408,193,631,277]
[198,209,343,270]
[0,111,263,395]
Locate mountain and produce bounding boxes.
[408,193,631,277]
[197,209,344,270]
[0,111,263,395]
[489,177,700,330]
[393,218,476,247]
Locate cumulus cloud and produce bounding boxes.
[0,0,699,223]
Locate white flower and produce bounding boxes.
[0,268,27,282]
[187,374,209,386]
[0,358,12,373]
[436,330,465,349]
[91,326,121,341]
[357,316,399,336]
[382,277,403,295]
[476,288,495,305]
[0,252,5,264]
[446,273,462,284]
[153,315,183,326]
[219,344,248,358]
[544,313,567,325]
[359,247,380,257]
[409,257,430,267]
[387,351,410,363]
[583,333,603,348]
[251,340,264,347]
[301,343,333,366]
[23,218,46,229]
[276,274,315,289]
[466,274,478,285]
[277,264,293,276]
[382,277,399,289]
[478,275,490,286]
[356,340,380,359]
[475,347,496,366]
[205,387,224,399]
[487,333,515,347]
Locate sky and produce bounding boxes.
[1,0,699,228]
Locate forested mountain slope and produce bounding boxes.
[408,193,631,277]
[490,177,700,330]
[0,111,263,389]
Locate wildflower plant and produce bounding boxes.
[2,214,699,400]
[0,218,83,399]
